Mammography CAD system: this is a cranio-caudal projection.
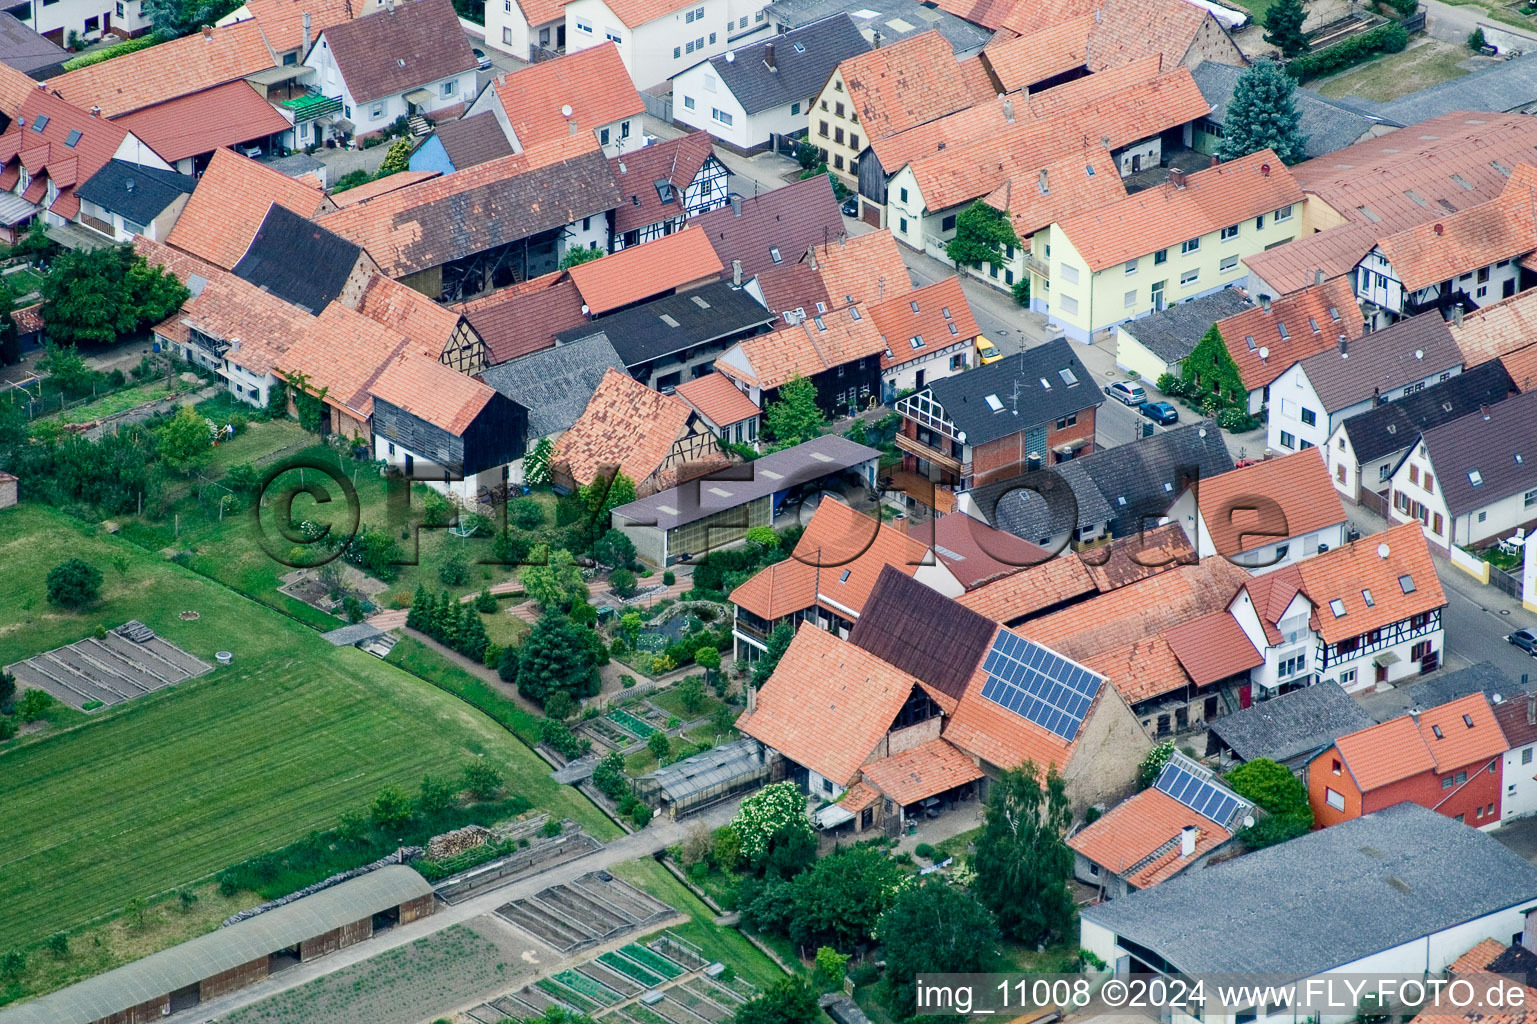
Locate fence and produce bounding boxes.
[1358,487,1389,518]
[640,88,673,124]
[1402,6,1425,32]
[1449,544,1492,584]
[1494,566,1525,599]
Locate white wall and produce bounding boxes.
[371,434,509,503]
[170,337,278,408]
[674,63,807,151]
[881,340,972,403]
[1270,362,1460,457]
[567,0,730,90]
[306,35,474,134]
[563,210,610,257]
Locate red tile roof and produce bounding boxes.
[167,147,330,269]
[923,511,1046,590]
[457,270,587,364]
[837,31,995,143]
[489,42,643,140]
[566,226,723,315]
[957,552,1096,620]
[859,738,984,805]
[116,81,291,164]
[610,132,714,235]
[674,371,758,427]
[1082,0,1214,72]
[1292,521,1445,645]
[0,89,130,223]
[355,272,465,360]
[1241,222,1378,298]
[317,0,476,104]
[1335,714,1436,790]
[1197,448,1345,556]
[1218,276,1364,392]
[329,169,440,206]
[984,147,1128,240]
[736,624,927,787]
[277,302,415,417]
[1069,785,1233,888]
[1418,692,1508,772]
[1162,610,1263,687]
[1083,633,1191,704]
[1057,150,1303,271]
[368,347,495,433]
[551,368,696,486]
[47,20,275,119]
[11,302,42,334]
[1333,693,1504,796]
[1451,939,1508,976]
[715,304,885,391]
[1503,343,1537,392]
[1374,164,1537,294]
[809,229,911,307]
[1452,286,1537,367]
[239,0,357,54]
[870,276,979,369]
[943,627,1082,771]
[1494,695,1537,752]
[979,16,1092,92]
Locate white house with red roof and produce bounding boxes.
[564,0,734,90]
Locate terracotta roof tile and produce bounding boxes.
[1504,343,1537,392]
[1242,223,1378,298]
[1293,521,1445,645]
[457,270,587,363]
[551,368,696,486]
[1494,697,1537,753]
[809,229,911,307]
[489,43,643,140]
[1083,633,1191,703]
[690,173,844,282]
[1057,149,1302,272]
[47,20,275,118]
[979,16,1092,93]
[942,627,1082,771]
[168,148,330,269]
[277,302,416,417]
[1335,713,1436,790]
[922,511,1046,590]
[330,169,440,206]
[1452,284,1537,366]
[674,371,758,426]
[998,0,1097,34]
[355,272,465,360]
[839,781,880,813]
[957,552,1096,620]
[11,302,42,334]
[1219,276,1364,392]
[1069,786,1233,888]
[1197,448,1344,555]
[566,227,723,315]
[728,557,818,621]
[1451,940,1508,976]
[715,303,885,391]
[239,0,357,55]
[116,81,291,164]
[368,347,495,433]
[0,89,129,224]
[984,147,1128,240]
[1082,0,1211,72]
[0,63,37,122]
[870,276,979,369]
[838,31,996,142]
[1162,610,1263,687]
[925,0,1018,30]
[423,112,514,171]
[610,131,714,234]
[1417,692,1508,772]
[317,0,475,104]
[736,624,926,786]
[1374,165,1537,294]
[859,738,984,805]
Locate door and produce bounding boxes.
[1131,154,1142,173]
[915,368,925,389]
[1375,663,1389,684]
[1239,683,1252,709]
[1151,280,1166,312]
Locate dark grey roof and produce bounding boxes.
[433,111,514,170]
[0,866,432,1024]
[232,204,364,314]
[610,434,880,531]
[1417,388,1537,515]
[691,173,844,280]
[848,565,997,700]
[1361,52,1537,126]
[1208,681,1372,763]
[1118,288,1252,366]
[969,420,1232,544]
[553,281,776,367]
[925,340,1100,447]
[477,334,627,439]
[1297,312,1460,412]
[764,0,991,54]
[262,151,328,181]
[1412,661,1532,712]
[0,11,67,78]
[1081,802,1537,979]
[1191,60,1389,159]
[1338,360,1516,464]
[320,622,388,645]
[74,159,195,225]
[705,16,870,115]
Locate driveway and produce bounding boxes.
[1495,814,1537,863]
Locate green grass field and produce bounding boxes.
[44,379,176,425]
[0,504,608,950]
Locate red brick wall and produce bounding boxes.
[1309,750,1366,827]
[1310,750,1504,828]
[970,407,1097,488]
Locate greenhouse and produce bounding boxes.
[635,738,772,818]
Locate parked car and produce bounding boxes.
[975,336,1003,364]
[473,46,492,70]
[840,195,858,217]
[1140,400,1178,425]
[1104,380,1146,406]
[240,144,263,159]
[1510,628,1537,655]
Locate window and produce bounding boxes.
[1060,264,1079,285]
[769,246,781,263]
[370,103,384,119]
[1280,431,1295,449]
[835,101,844,117]
[84,14,98,30]
[899,187,908,204]
[818,120,828,138]
[1325,788,1345,811]
[709,31,715,42]
[577,17,592,30]
[1125,258,1138,276]
[1255,214,1265,229]
[1153,248,1168,265]
[1059,295,1079,315]
[1274,204,1294,222]
[683,94,695,109]
[1301,408,1316,426]
[1424,473,1433,493]
[1055,414,1077,429]
[899,217,908,233]
[1181,238,1200,254]
[1124,289,1137,309]
[850,134,860,150]
[1220,254,1239,273]
[1524,747,1533,765]
[790,101,800,115]
[1331,758,1342,775]
[1220,224,1239,241]
[1180,268,1199,286]
[606,28,622,41]
[1433,512,1443,535]
[1340,668,1356,687]
[1456,771,1468,786]
[674,46,681,57]
[1526,488,1537,508]
[504,26,514,43]
[834,127,844,144]
[833,154,842,169]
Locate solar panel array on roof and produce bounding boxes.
[979,632,1101,741]
[1155,755,1246,829]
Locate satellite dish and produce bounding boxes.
[1414,348,1424,360]
[1198,427,1207,438]
[725,50,735,61]
[1377,543,1391,559]
[561,104,573,117]
[1242,815,1255,829]
[1257,346,1269,360]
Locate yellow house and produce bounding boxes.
[1032,150,1304,342]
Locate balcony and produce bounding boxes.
[1022,253,1051,279]
[281,90,344,124]
[893,432,962,473]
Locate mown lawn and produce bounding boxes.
[1313,41,1472,100]
[0,504,608,951]
[44,379,177,425]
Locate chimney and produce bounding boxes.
[807,247,818,271]
[764,41,776,70]
[1209,155,1218,168]
[1003,97,1014,123]
[1260,295,1271,313]
[1453,303,1464,327]
[1338,337,1347,356]
[200,24,213,38]
[1260,162,1271,177]
[872,28,881,47]
[729,195,742,216]
[1434,222,1444,236]
[1180,826,1197,858]
[1527,692,1535,726]
[89,105,100,117]
[1483,403,1492,420]
[1038,168,1047,193]
[1314,268,1324,287]
[302,11,312,54]
[746,684,758,713]
[732,258,742,286]
[1169,168,1186,189]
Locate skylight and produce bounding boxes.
[910,335,924,349]
[1432,725,1443,739]
[985,394,1004,412]
[814,316,826,331]
[1059,367,1078,386]
[1463,714,1475,728]
[64,129,81,148]
[793,41,806,51]
[1246,336,1256,351]
[948,323,958,335]
[31,115,47,133]
[1470,469,1484,486]
[1278,322,1289,339]
[1362,589,1374,606]
[1399,574,1416,593]
[691,295,711,309]
[769,246,782,263]
[850,307,861,320]
[910,300,920,312]
[1308,317,1319,333]
[1328,306,1341,321]
[941,306,951,319]
[1039,377,1051,390]
[839,569,851,582]
[1329,599,1346,617]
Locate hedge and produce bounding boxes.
[1288,22,1409,79]
[61,34,160,70]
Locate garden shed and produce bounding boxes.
[634,738,771,818]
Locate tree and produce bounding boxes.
[417,774,457,815]
[751,622,795,687]
[158,405,213,474]
[461,759,504,799]
[648,729,672,762]
[44,933,68,960]
[516,612,601,706]
[369,786,415,831]
[678,670,709,712]
[377,139,412,176]
[41,246,189,345]
[1140,740,1176,789]
[592,528,635,569]
[125,896,147,928]
[973,761,1074,944]
[521,548,587,610]
[581,471,637,533]
[1225,757,1313,847]
[786,845,904,949]
[814,946,849,990]
[609,567,637,597]
[46,558,102,609]
[1469,27,1486,51]
[560,245,605,269]
[1263,0,1308,58]
[524,437,554,485]
[0,668,15,712]
[0,950,25,980]
[138,0,237,37]
[945,199,1021,268]
[177,889,198,912]
[592,750,629,799]
[877,879,1001,1020]
[510,496,545,531]
[1216,58,1308,165]
[544,689,575,721]
[37,340,98,396]
[732,780,815,875]
[763,375,825,449]
[18,688,55,721]
[734,977,821,1024]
